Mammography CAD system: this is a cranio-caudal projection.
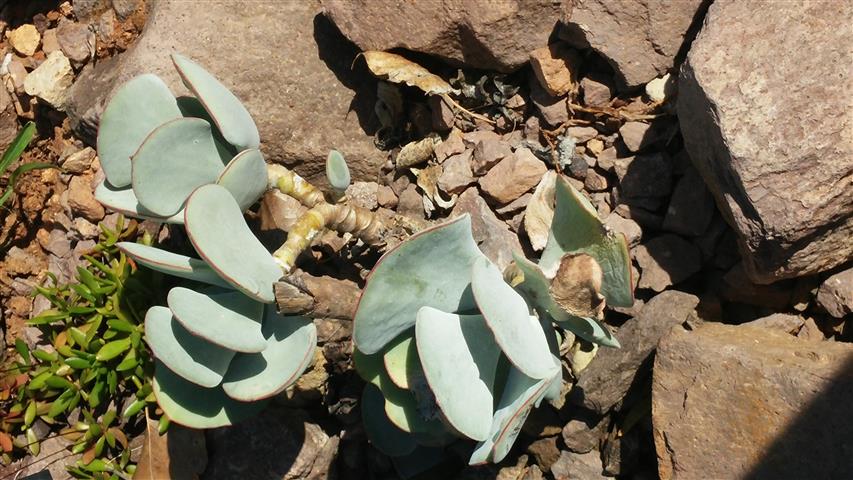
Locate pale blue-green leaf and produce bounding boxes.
[97,74,181,187]
[144,306,234,388]
[540,316,564,402]
[383,334,421,390]
[415,307,500,442]
[222,312,317,402]
[216,149,268,211]
[514,253,619,348]
[326,150,350,191]
[184,184,282,303]
[354,215,486,354]
[353,348,383,388]
[95,180,184,224]
[131,117,225,216]
[116,242,230,288]
[176,96,237,164]
[471,257,557,380]
[171,53,260,151]
[167,286,266,353]
[468,365,553,465]
[392,446,451,480]
[540,177,633,307]
[153,360,267,429]
[361,383,417,457]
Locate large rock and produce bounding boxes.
[65,0,384,185]
[678,0,853,283]
[816,266,853,319]
[653,322,853,479]
[573,290,700,414]
[321,0,564,73]
[561,0,710,88]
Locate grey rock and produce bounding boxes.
[551,450,607,480]
[65,0,384,186]
[111,0,143,20]
[57,19,95,65]
[451,187,523,270]
[562,0,710,88]
[653,322,853,479]
[614,153,673,199]
[663,166,715,236]
[634,234,701,291]
[562,412,607,454]
[321,0,564,72]
[678,0,853,282]
[530,78,568,127]
[73,0,111,20]
[203,407,337,480]
[816,266,853,318]
[574,290,700,414]
[0,86,18,151]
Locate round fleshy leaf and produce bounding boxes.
[216,149,268,211]
[353,348,384,388]
[392,446,452,480]
[383,334,422,390]
[326,150,350,191]
[184,184,282,303]
[354,215,487,354]
[167,286,266,353]
[176,96,237,164]
[415,307,500,442]
[153,360,267,429]
[221,311,317,401]
[469,362,557,465]
[540,177,633,307]
[97,74,181,187]
[95,180,184,224]
[144,306,235,388]
[171,53,260,151]
[362,383,417,457]
[132,117,226,216]
[472,257,558,380]
[514,253,619,348]
[116,242,230,288]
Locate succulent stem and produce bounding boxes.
[267,164,325,207]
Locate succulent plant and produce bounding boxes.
[352,175,633,472]
[94,54,318,428]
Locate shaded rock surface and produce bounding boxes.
[653,322,853,479]
[321,0,564,72]
[678,0,853,283]
[574,290,700,414]
[817,266,853,319]
[65,0,384,185]
[561,0,710,88]
[451,187,524,270]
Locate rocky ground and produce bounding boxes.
[1,0,852,479]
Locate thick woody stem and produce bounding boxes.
[267,164,325,208]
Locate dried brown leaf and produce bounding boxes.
[133,415,207,480]
[524,171,557,251]
[361,51,456,96]
[549,253,605,318]
[396,134,441,169]
[413,164,456,217]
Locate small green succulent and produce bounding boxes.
[352,176,633,474]
[93,54,317,428]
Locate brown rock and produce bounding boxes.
[816,266,853,319]
[471,137,512,176]
[551,450,607,480]
[662,166,715,236]
[720,262,793,310]
[451,187,523,270]
[529,43,581,97]
[376,184,397,209]
[581,74,613,108]
[479,148,547,205]
[678,0,853,282]
[574,290,699,414]
[61,146,96,173]
[67,175,105,222]
[41,28,60,54]
[322,0,564,72]
[24,51,75,110]
[429,94,454,132]
[562,0,710,88]
[583,169,608,192]
[438,150,475,194]
[66,1,384,186]
[396,184,425,220]
[526,436,560,473]
[634,234,701,291]
[530,79,568,127]
[653,322,853,480]
[57,19,95,65]
[567,126,598,144]
[344,181,379,210]
[434,129,465,162]
[562,413,607,454]
[743,312,805,335]
[7,24,41,57]
[614,152,673,200]
[618,121,651,153]
[604,212,642,247]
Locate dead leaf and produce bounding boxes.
[524,171,557,250]
[549,253,605,318]
[413,164,456,218]
[569,339,599,377]
[361,51,456,96]
[133,414,207,480]
[396,134,441,169]
[0,432,12,452]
